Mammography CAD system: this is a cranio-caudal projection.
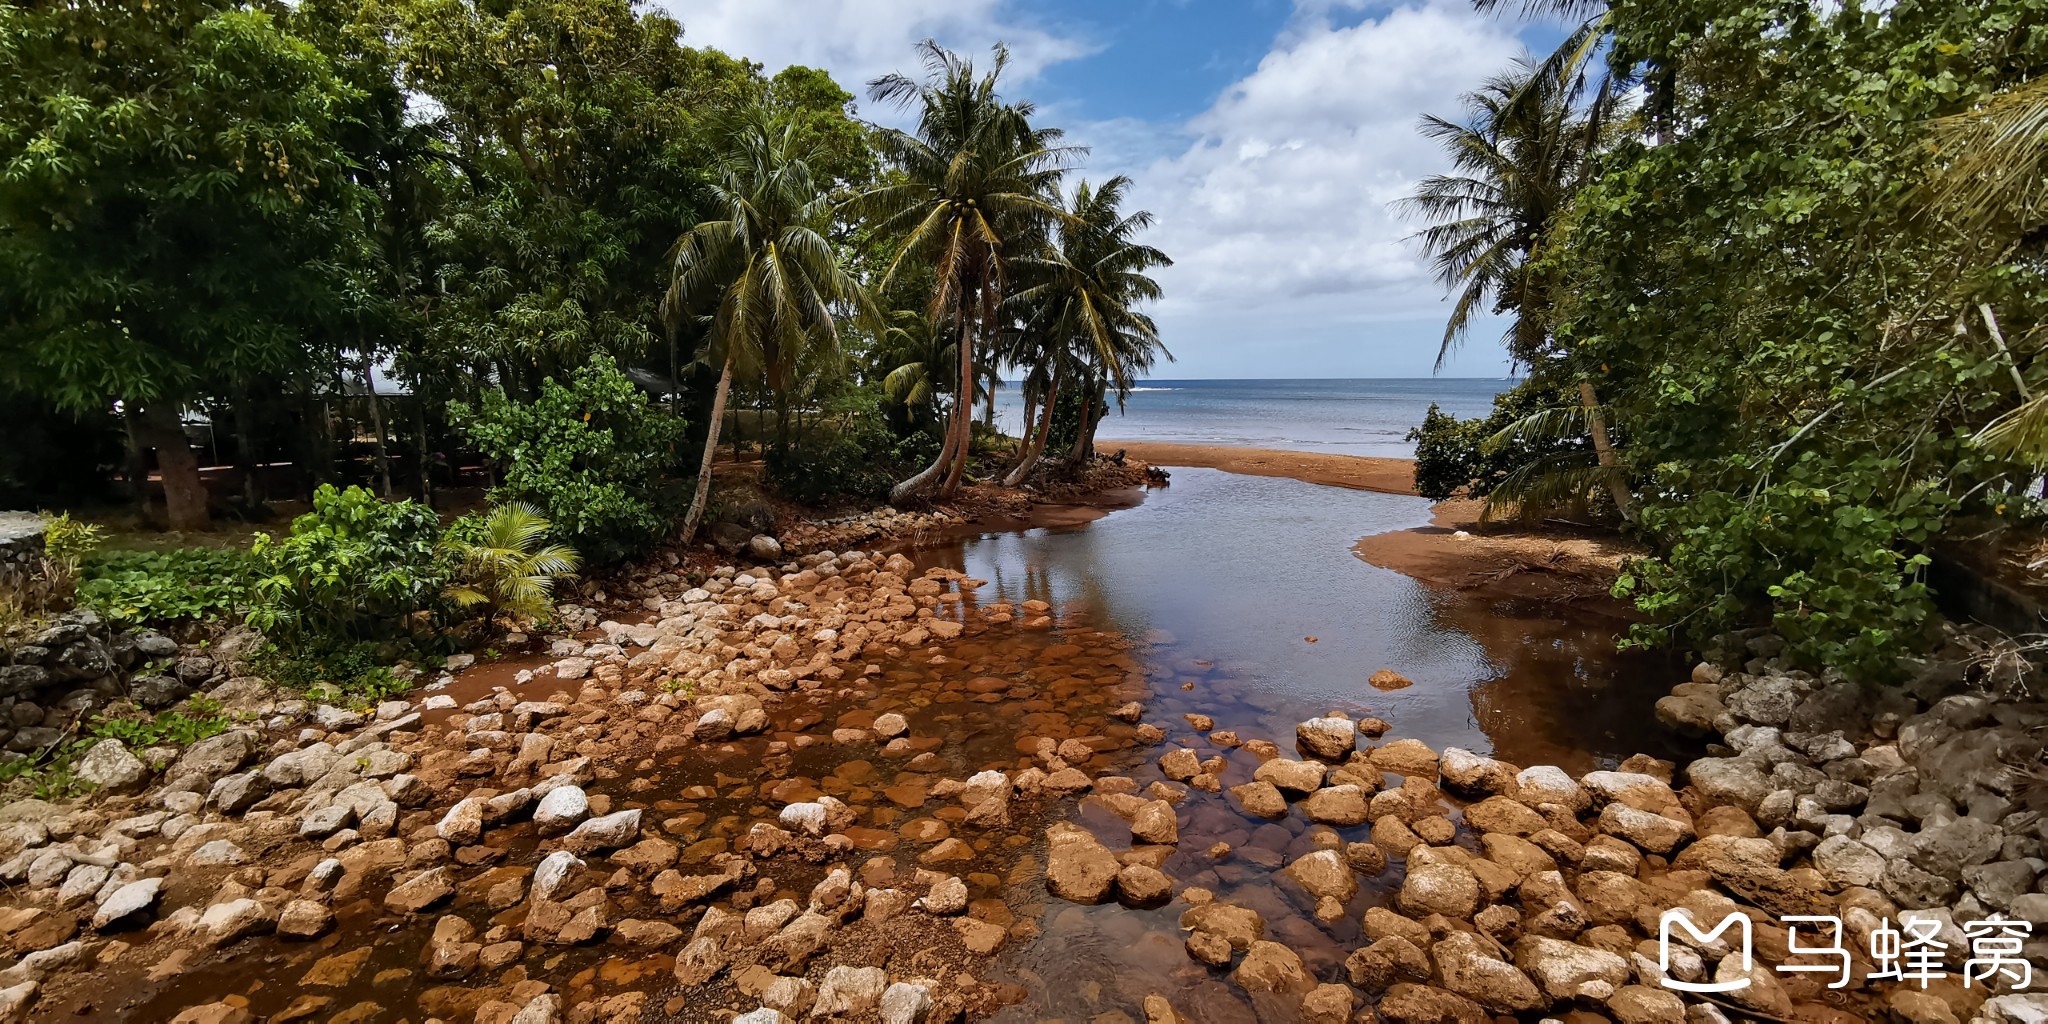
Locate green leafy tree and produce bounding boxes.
[663,105,869,543]
[1543,0,2048,676]
[450,355,684,564]
[0,0,367,529]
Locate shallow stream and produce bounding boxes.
[51,466,1683,1022]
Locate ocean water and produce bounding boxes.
[992,377,1512,458]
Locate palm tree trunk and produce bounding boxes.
[983,373,996,428]
[1001,369,1061,488]
[1067,389,1094,461]
[889,405,959,505]
[939,320,975,498]
[998,387,1039,485]
[681,354,735,545]
[1578,379,1633,522]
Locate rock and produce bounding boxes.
[1599,802,1691,854]
[1398,847,1479,919]
[1045,823,1118,903]
[74,739,147,793]
[532,850,582,902]
[1230,781,1288,819]
[1370,738,1440,777]
[436,798,486,845]
[198,898,273,946]
[1301,983,1354,1024]
[1297,717,1357,760]
[1439,748,1515,796]
[172,731,256,780]
[1233,940,1311,994]
[91,877,162,930]
[1132,801,1178,845]
[1369,669,1413,691]
[1378,984,1487,1024]
[873,713,909,739]
[275,900,333,940]
[1252,757,1327,794]
[879,982,932,1024]
[0,981,34,1022]
[563,809,640,853]
[918,875,967,915]
[383,868,454,913]
[1181,902,1265,951]
[1431,931,1542,1013]
[1513,935,1628,1002]
[533,786,590,836]
[1686,757,1770,813]
[1159,748,1201,781]
[1117,864,1173,905]
[1513,766,1590,813]
[1286,849,1358,903]
[1608,985,1686,1024]
[1303,785,1369,826]
[812,965,886,1017]
[1812,835,1887,890]
[186,839,246,867]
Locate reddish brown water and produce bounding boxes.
[45,466,1685,1022]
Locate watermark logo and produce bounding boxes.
[1659,909,1752,993]
[1656,910,2036,993]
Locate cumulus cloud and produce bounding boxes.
[1104,0,1524,374]
[655,0,1095,104]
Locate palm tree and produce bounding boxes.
[1002,176,1171,482]
[1402,56,1635,519]
[854,41,1077,504]
[442,502,582,623]
[664,104,867,544]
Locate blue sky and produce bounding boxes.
[663,0,1568,379]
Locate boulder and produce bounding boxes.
[74,740,147,793]
[1439,748,1515,796]
[1045,823,1118,904]
[1398,848,1479,919]
[1286,849,1358,903]
[1513,935,1628,1003]
[1296,718,1357,761]
[1431,931,1542,1013]
[563,809,641,854]
[532,786,590,836]
[1233,940,1312,994]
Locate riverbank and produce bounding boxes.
[1103,441,1417,495]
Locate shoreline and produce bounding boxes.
[1101,441,1417,495]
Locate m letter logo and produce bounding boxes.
[1659,909,1752,993]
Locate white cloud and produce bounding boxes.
[656,0,1096,110]
[1094,0,1524,375]
[668,0,1523,376]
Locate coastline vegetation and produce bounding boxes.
[1406,0,2048,679]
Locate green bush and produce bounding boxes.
[441,502,581,623]
[77,548,258,626]
[249,484,447,649]
[255,638,412,706]
[1407,381,1588,504]
[1613,451,1953,681]
[767,414,902,503]
[450,355,685,564]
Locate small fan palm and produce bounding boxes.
[443,503,581,623]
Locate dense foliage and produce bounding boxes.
[78,549,258,627]
[1413,0,2048,678]
[451,355,684,564]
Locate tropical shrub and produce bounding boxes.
[77,548,258,627]
[450,355,685,565]
[255,638,411,706]
[1407,382,1594,508]
[249,484,446,649]
[766,407,902,504]
[441,502,581,624]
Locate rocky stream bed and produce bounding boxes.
[0,495,2042,1024]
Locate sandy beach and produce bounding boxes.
[1102,440,1417,495]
